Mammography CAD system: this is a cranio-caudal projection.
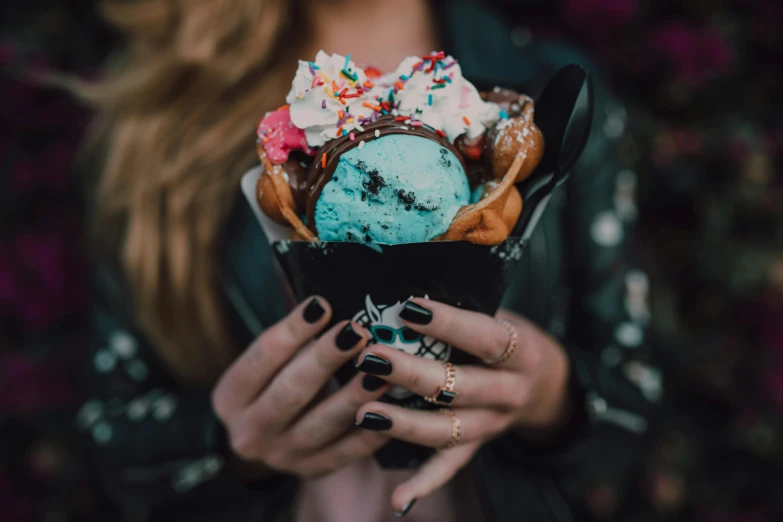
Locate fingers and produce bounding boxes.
[213,296,332,417]
[293,429,390,478]
[289,372,391,451]
[249,319,371,429]
[356,345,528,410]
[355,402,510,449]
[390,440,481,514]
[399,298,529,371]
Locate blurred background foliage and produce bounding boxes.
[1,1,781,520]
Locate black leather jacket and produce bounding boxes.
[76,2,662,521]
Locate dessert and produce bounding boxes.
[256,51,544,245]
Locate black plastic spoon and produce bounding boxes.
[514,64,594,241]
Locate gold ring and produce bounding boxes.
[423,361,457,406]
[439,408,462,449]
[483,319,517,365]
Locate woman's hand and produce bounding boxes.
[354,298,573,515]
[212,296,391,478]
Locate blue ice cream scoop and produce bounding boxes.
[314,134,470,244]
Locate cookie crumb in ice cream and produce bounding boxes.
[357,160,387,196]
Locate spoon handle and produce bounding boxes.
[511,65,594,239]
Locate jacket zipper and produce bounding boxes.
[529,225,548,325]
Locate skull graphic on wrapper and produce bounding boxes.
[352,295,452,400]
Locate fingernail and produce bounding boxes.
[303,298,325,323]
[362,374,386,392]
[335,323,363,351]
[399,301,432,325]
[393,499,417,517]
[356,354,392,376]
[357,412,392,431]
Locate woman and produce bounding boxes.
[74,0,661,520]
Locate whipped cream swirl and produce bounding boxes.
[285,51,502,147]
[390,55,501,142]
[286,51,379,147]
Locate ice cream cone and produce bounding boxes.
[438,150,534,245]
[490,102,545,183]
[256,145,317,241]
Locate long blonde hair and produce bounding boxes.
[76,0,304,383]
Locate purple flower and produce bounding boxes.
[563,0,638,40]
[0,353,80,413]
[648,22,735,87]
[0,226,87,332]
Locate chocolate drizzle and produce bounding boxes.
[283,151,314,210]
[274,88,527,234]
[286,115,466,234]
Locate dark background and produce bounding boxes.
[1,0,782,520]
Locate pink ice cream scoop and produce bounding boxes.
[257,107,315,164]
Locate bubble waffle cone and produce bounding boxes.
[491,102,545,183]
[255,144,316,241]
[438,150,533,245]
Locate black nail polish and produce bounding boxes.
[335,323,363,351]
[356,354,392,376]
[303,298,325,323]
[362,374,386,392]
[393,499,417,518]
[399,302,432,325]
[357,412,392,431]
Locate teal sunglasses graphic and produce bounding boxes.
[370,325,422,344]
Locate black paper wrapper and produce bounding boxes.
[241,167,529,469]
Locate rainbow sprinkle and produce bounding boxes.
[428,94,433,106]
[499,109,509,119]
[341,68,358,81]
[344,54,351,69]
[321,153,327,168]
